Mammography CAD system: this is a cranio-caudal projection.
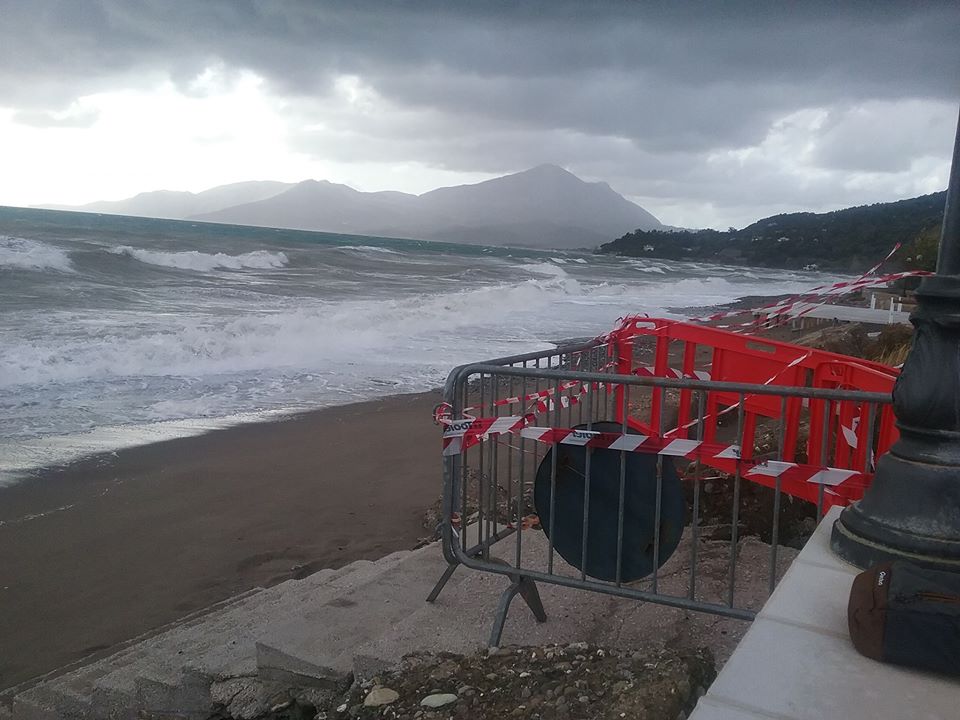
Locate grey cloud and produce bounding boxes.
[1,1,957,227]
[3,3,956,109]
[812,102,958,173]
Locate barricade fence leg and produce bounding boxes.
[488,560,548,647]
[426,562,459,603]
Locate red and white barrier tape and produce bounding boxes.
[678,256,928,331]
[633,366,712,381]
[519,426,862,490]
[433,380,583,425]
[734,269,927,331]
[440,375,623,454]
[434,358,618,426]
[442,414,529,456]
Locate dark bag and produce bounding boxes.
[848,560,960,676]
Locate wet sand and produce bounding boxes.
[0,390,444,692]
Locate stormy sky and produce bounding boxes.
[1,1,957,228]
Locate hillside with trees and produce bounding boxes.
[598,192,946,272]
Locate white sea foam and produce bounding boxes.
[520,261,569,277]
[0,236,73,272]
[110,246,288,271]
[516,262,581,294]
[624,259,667,274]
[0,266,824,391]
[0,272,588,388]
[335,245,400,255]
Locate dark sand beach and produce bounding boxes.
[0,391,444,692]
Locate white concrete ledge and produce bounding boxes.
[690,506,960,720]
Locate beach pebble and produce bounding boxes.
[363,686,399,707]
[420,693,458,708]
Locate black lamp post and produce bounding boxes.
[832,107,960,570]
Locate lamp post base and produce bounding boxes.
[831,448,960,570]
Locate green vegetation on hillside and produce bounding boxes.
[598,192,946,272]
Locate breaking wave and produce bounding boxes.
[0,236,73,272]
[0,272,589,387]
[335,245,400,254]
[110,246,289,271]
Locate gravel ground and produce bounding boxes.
[246,644,714,720]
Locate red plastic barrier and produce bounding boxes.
[607,318,899,509]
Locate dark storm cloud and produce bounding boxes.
[1,1,958,226]
[4,2,956,129]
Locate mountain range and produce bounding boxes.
[40,165,663,249]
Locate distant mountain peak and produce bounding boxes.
[42,167,662,250]
[526,163,571,174]
[512,164,581,181]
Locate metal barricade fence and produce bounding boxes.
[427,338,894,646]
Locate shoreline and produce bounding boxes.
[0,398,434,489]
[0,390,445,692]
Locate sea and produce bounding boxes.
[0,206,840,484]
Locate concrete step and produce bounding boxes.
[255,544,454,687]
[10,590,275,720]
[6,586,269,720]
[11,551,417,720]
[12,586,288,720]
[89,553,415,714]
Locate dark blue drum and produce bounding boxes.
[534,421,685,582]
